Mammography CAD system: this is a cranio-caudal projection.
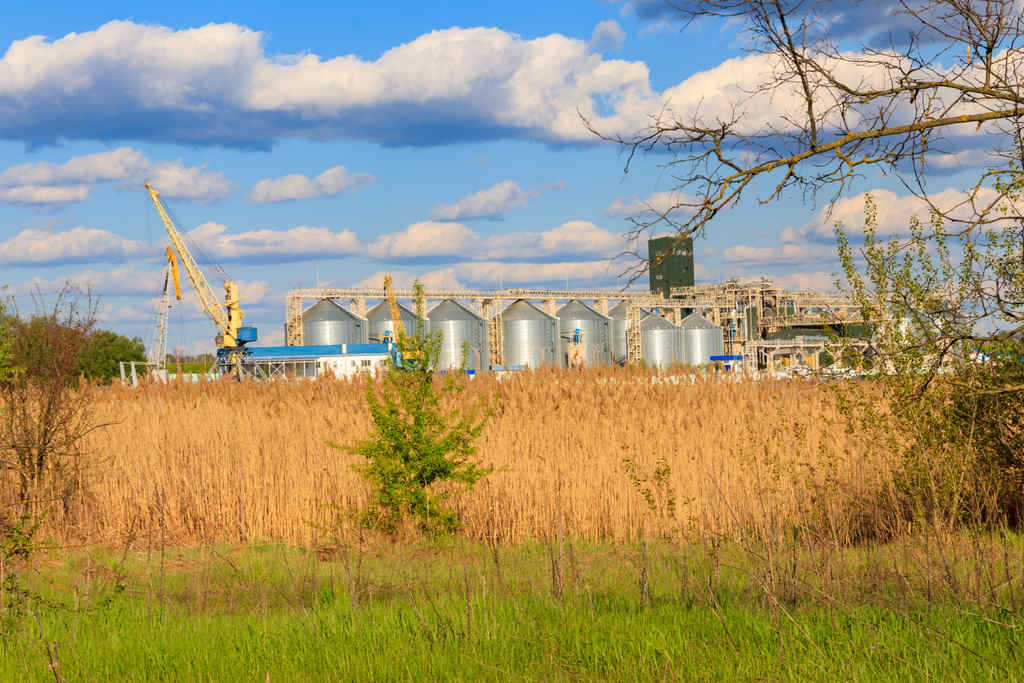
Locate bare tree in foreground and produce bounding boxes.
[592,0,1023,339]
[0,289,103,519]
[591,0,1024,520]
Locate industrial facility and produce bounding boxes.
[133,181,865,383]
[279,235,868,376]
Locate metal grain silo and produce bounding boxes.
[680,312,724,365]
[640,313,683,369]
[303,299,368,346]
[500,300,559,368]
[367,301,425,342]
[609,301,648,365]
[428,299,490,372]
[557,300,611,367]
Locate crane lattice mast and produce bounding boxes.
[147,268,171,369]
[144,182,243,348]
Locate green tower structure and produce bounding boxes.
[648,235,695,298]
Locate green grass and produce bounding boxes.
[2,540,1021,681]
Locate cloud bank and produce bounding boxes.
[186,222,363,263]
[347,260,624,290]
[0,19,1002,174]
[367,219,627,263]
[0,147,232,205]
[2,216,628,269]
[249,166,376,203]
[429,181,536,221]
[0,227,147,266]
[0,21,658,148]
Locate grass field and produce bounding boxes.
[41,368,890,547]
[2,369,1019,679]
[4,539,1021,681]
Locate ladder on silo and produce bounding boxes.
[485,299,503,367]
[626,304,643,365]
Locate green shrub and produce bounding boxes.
[337,283,495,536]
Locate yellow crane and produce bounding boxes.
[166,246,182,301]
[145,182,249,351]
[383,274,422,369]
[145,250,180,372]
[383,275,405,344]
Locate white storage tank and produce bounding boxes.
[500,300,560,368]
[557,300,611,367]
[367,300,426,342]
[640,313,683,369]
[428,299,490,372]
[303,299,368,346]
[680,313,724,365]
[609,301,648,365]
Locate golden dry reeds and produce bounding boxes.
[11,367,893,547]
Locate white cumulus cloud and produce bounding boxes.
[343,260,624,290]
[367,221,479,261]
[589,20,626,52]
[605,191,699,218]
[430,181,537,221]
[722,243,839,265]
[769,271,842,292]
[185,222,363,263]
[0,227,148,266]
[0,21,658,147]
[450,260,621,287]
[345,269,468,291]
[0,147,232,205]
[249,165,376,203]
[0,19,1004,173]
[6,266,162,297]
[778,187,1005,244]
[367,219,628,263]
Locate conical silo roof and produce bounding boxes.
[501,299,556,322]
[680,312,718,329]
[366,300,424,340]
[641,313,679,330]
[608,301,641,320]
[557,299,608,320]
[429,299,485,322]
[367,300,419,323]
[304,298,358,322]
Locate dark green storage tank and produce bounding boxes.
[648,235,695,298]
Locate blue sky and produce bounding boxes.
[0,0,987,352]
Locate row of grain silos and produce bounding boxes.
[638,312,725,368]
[301,298,488,372]
[302,299,425,347]
[300,297,723,371]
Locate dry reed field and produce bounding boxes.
[43,368,891,547]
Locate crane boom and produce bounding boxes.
[383,274,423,369]
[166,246,182,301]
[383,275,406,343]
[145,182,243,347]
